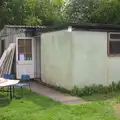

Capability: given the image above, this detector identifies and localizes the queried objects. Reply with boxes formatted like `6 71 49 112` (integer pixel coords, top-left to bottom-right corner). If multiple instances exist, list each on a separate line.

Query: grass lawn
0 89 120 120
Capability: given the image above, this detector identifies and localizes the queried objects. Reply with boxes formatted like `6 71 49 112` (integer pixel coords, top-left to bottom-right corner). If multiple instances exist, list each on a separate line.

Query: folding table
0 78 20 99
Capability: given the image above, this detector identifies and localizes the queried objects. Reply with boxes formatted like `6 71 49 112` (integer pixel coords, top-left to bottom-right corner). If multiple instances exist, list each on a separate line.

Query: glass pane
26 39 32 46
110 41 120 54
24 54 32 61
18 54 25 61
18 39 24 46
25 46 32 53
25 39 32 54
110 34 120 39
17 39 32 61
18 47 24 53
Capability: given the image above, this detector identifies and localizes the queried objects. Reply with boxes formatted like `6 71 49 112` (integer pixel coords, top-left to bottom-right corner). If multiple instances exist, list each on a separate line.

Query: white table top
0 78 20 87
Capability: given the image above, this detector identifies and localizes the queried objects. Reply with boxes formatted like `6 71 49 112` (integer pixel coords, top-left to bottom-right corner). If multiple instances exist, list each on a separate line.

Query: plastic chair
9 74 15 79
15 74 31 97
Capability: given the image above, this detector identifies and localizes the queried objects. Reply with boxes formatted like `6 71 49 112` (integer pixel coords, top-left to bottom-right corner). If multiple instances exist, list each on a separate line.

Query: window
18 39 32 61
108 33 120 56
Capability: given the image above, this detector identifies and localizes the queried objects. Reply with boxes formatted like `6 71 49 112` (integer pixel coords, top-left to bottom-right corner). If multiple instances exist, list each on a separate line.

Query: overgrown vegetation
54 81 120 98
71 82 120 97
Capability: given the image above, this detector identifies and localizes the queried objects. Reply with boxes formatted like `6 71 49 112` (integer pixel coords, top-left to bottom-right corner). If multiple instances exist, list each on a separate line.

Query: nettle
71 81 120 96
55 81 120 97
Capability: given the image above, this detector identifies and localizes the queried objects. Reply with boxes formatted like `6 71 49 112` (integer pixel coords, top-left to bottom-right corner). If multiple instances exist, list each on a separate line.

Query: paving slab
28 82 87 105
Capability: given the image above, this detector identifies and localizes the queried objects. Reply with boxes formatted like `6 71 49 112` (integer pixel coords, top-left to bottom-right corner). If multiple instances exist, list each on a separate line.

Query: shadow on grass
81 91 120 101
14 88 60 109
0 94 11 107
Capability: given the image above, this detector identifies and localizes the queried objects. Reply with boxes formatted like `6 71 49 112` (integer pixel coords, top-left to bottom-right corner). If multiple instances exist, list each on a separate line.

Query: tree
0 0 66 27
0 0 25 27
0 0 10 28
40 0 66 25
65 0 120 24
65 0 100 23
90 0 120 24
23 0 42 25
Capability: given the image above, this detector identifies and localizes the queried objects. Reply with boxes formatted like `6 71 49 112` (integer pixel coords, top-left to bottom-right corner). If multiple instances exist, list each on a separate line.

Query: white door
16 37 35 79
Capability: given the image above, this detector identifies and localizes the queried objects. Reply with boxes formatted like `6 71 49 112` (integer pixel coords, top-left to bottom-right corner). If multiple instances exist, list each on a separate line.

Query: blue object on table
3 74 15 79
3 74 11 79
15 74 31 97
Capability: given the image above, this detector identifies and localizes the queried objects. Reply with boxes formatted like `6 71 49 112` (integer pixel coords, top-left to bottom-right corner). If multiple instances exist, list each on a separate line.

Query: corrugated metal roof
4 25 46 28
0 25 47 37
3 23 120 33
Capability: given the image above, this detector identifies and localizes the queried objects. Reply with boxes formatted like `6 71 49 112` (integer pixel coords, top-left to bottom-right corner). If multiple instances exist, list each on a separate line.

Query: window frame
108 32 120 57
18 39 32 61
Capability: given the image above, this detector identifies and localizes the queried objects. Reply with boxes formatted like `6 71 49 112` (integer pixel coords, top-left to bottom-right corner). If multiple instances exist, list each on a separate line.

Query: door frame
16 37 35 78
1 39 5 57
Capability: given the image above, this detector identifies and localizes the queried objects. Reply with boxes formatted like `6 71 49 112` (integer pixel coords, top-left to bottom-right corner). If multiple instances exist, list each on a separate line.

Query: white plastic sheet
0 43 16 77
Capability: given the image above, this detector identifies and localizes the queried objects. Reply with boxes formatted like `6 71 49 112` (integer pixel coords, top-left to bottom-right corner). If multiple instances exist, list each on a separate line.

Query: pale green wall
72 31 120 88
41 30 120 90
41 30 73 89
108 57 120 84
72 31 107 88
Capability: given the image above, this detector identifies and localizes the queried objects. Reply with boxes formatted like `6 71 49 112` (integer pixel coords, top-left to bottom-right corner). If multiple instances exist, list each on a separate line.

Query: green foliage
0 0 66 28
1 0 120 28
90 0 120 24
54 81 120 97
55 86 70 94
71 81 120 97
23 16 42 26
65 0 120 24
65 0 100 23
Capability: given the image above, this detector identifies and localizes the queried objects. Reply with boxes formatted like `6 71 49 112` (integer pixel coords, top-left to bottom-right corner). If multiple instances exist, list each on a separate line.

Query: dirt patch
114 104 120 117
115 104 120 109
